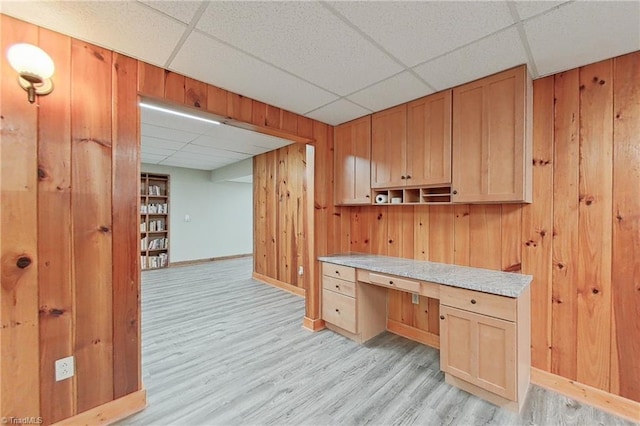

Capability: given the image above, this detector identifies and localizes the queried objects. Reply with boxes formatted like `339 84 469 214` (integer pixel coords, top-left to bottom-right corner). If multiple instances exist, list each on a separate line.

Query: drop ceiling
2 1 639 128
140 102 293 170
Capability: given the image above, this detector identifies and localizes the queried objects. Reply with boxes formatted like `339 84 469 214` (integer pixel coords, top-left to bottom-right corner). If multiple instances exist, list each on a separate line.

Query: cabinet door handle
335 271 340 275
440 315 445 320
335 309 340 313
452 190 458 195
406 175 411 179
365 194 370 198
400 176 406 180
335 285 340 289
389 280 394 285
470 299 477 304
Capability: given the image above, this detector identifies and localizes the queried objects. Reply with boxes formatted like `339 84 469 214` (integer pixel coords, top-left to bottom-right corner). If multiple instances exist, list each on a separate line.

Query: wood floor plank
118 258 636 426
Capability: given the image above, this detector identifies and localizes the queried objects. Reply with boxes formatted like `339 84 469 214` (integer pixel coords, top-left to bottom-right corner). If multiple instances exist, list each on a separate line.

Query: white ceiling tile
524 1 640 76
141 145 177 156
347 72 433 112
139 0 204 24
141 135 188 151
171 31 338 116
413 27 529 91
159 158 219 170
141 124 200 144
513 1 569 20
195 1 403 95
2 1 186 66
141 153 168 164
180 144 250 161
305 99 371 126
328 1 514 68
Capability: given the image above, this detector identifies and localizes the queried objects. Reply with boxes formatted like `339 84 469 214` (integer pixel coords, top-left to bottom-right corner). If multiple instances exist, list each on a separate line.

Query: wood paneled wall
1 14 330 424
321 53 640 403
254 144 307 289
1 15 140 423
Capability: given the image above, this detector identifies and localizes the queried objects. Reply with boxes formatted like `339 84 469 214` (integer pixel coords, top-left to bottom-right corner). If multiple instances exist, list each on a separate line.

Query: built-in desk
318 253 532 412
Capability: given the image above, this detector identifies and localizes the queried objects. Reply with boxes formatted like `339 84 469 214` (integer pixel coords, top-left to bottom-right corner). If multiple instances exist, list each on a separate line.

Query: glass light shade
7 43 55 81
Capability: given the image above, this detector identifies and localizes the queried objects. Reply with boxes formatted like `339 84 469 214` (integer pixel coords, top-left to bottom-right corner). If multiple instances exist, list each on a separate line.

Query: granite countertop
318 253 532 298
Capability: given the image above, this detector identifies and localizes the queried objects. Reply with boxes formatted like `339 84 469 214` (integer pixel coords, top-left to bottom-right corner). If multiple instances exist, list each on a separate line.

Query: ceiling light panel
524 1 640 76
347 71 433 112
170 31 338 116
328 1 514 68
2 1 186 67
194 1 403 96
413 27 528 91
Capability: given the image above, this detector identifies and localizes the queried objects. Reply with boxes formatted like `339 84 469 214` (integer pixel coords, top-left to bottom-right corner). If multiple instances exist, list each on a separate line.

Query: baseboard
303 316 326 331
531 368 640 423
52 388 146 426
387 319 440 349
170 253 253 267
252 272 305 297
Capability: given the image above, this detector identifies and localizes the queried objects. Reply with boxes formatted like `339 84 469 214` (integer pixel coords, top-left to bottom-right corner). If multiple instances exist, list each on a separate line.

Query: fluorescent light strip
139 102 221 125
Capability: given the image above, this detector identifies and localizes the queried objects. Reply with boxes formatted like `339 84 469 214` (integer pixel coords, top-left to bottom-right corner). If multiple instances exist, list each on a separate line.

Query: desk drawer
439 285 516 322
369 273 421 293
322 263 356 282
322 275 356 298
322 289 356 333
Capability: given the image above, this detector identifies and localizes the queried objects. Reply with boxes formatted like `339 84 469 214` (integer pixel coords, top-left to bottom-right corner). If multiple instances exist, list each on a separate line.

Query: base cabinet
439 286 530 411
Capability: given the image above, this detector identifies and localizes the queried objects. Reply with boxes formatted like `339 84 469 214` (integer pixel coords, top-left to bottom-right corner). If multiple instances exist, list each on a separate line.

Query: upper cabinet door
334 116 371 205
407 90 452 186
371 105 407 189
452 65 532 203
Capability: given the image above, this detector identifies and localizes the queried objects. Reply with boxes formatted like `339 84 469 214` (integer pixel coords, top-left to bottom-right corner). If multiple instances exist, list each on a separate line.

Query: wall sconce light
6 43 55 104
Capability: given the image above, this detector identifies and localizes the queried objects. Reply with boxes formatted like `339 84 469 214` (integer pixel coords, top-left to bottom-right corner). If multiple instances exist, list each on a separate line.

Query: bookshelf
140 173 170 270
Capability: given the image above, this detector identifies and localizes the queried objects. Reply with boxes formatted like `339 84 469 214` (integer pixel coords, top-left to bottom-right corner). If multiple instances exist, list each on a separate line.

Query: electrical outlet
55 356 74 382
298 266 304 276
412 293 419 305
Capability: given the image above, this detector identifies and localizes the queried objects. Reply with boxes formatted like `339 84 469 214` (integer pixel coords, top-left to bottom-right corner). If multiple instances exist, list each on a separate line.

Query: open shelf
372 185 452 205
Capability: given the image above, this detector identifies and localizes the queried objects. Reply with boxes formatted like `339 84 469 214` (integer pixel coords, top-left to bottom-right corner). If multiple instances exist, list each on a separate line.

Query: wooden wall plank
551 69 581 380
453 205 470 266
0 14 40 419
387 207 403 257
252 101 268 127
413 206 430 261
524 76 555 371
429 206 454 264
281 110 298 134
111 53 140 399
277 147 290 283
37 27 74 424
164 71 185 104
576 59 613 391
264 150 278 279
371 205 389 256
501 204 522 273
298 116 314 139
184 78 207 110
136 62 164 99
610 51 640 402
227 93 252 122
71 39 114 412
206 86 228 117
469 205 502 269
266 105 282 129
253 156 268 276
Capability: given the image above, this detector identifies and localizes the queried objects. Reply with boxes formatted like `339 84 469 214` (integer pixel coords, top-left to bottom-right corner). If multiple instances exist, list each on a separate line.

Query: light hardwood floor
119 257 636 426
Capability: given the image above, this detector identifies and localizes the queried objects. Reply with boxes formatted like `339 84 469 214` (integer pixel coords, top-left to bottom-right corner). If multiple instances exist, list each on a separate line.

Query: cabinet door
452 65 531 203
334 117 371 205
371 105 407 188
407 90 452 186
440 305 516 400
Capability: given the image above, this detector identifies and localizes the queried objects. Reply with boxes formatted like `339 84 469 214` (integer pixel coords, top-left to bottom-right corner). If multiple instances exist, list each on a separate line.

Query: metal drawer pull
440 315 445 320
335 285 340 289
389 280 394 285
470 299 477 304
335 270 340 274
335 309 340 313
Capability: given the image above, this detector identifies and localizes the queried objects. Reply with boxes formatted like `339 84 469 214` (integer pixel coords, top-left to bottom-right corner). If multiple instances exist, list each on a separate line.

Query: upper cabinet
407 90 452 186
371 105 407 188
452 65 532 203
334 116 372 205
371 90 452 190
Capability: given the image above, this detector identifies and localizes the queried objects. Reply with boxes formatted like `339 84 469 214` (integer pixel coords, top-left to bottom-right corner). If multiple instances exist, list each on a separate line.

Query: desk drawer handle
335 270 340 275
335 285 340 289
389 280 394 285
440 315 445 320
335 309 340 313
470 299 477 304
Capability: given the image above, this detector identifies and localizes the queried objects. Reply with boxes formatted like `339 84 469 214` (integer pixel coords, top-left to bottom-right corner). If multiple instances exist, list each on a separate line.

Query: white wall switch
55 356 74 381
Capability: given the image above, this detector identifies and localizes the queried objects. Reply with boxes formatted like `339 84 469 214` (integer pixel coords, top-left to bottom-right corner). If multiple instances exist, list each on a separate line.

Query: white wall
142 163 253 263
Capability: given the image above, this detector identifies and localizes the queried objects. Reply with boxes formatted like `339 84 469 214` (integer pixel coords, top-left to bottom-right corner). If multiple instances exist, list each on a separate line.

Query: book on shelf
147 237 168 250
141 255 147 270
141 236 148 251
140 222 147 232
148 185 162 196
